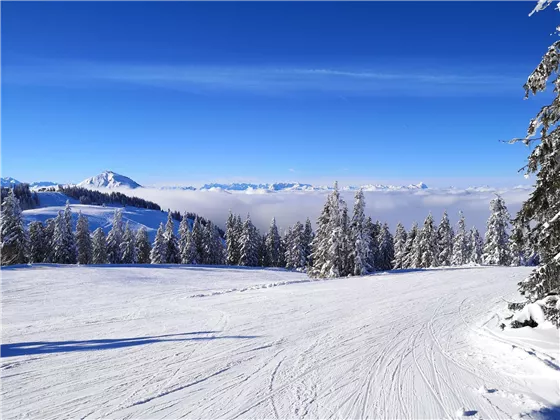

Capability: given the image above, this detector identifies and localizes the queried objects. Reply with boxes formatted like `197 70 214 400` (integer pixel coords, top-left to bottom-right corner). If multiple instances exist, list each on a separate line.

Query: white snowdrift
2 265 558 419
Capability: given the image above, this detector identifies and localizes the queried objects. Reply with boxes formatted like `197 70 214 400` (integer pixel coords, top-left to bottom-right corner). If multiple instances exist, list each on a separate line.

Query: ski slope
2 265 558 419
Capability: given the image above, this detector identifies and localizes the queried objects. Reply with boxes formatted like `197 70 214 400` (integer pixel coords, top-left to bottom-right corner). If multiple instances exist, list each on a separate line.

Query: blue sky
2 2 556 187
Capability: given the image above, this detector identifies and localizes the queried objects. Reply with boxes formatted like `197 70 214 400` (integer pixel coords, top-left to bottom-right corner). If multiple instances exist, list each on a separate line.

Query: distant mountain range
2 170 531 194
1 177 59 190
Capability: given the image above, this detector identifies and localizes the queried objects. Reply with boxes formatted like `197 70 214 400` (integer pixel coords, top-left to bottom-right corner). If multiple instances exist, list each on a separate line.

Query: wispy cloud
4 59 523 97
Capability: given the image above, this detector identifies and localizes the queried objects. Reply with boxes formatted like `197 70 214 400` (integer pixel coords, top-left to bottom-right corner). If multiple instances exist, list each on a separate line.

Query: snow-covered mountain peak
78 170 142 189
1 177 21 188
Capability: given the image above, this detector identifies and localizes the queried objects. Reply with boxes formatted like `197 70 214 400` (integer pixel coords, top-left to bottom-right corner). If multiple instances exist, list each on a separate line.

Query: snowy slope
23 192 174 241
78 170 141 189
2 265 558 419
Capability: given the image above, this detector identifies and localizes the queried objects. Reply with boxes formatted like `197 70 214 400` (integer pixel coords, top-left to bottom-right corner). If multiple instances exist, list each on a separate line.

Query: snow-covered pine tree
265 217 282 267
349 189 371 275
52 202 77 264
106 209 124 264
377 222 395 271
120 222 137 264
150 223 166 264
370 220 382 270
239 214 259 267
178 213 190 263
310 192 332 277
392 222 407 269
191 217 205 264
43 218 56 263
469 227 483 264
258 233 268 267
340 202 352 276
28 221 45 263
75 212 93 265
363 217 377 271
310 183 350 277
303 217 314 267
164 211 180 264
402 222 419 269
226 211 241 265
92 227 108 264
136 226 151 264
504 1 560 325
451 212 469 266
204 221 224 265
410 223 424 269
0 190 28 265
482 195 511 266
285 221 306 270
436 211 454 266
418 214 438 268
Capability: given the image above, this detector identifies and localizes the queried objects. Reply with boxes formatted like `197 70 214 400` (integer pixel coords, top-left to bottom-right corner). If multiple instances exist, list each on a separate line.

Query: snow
77 170 142 189
23 200 173 242
1 177 21 187
2 265 558 419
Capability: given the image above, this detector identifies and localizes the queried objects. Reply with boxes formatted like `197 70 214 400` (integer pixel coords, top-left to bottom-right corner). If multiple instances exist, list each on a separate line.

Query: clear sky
1 1 556 187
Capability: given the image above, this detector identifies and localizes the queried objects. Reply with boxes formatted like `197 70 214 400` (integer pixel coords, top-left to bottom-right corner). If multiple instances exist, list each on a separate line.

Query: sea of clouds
111 186 531 234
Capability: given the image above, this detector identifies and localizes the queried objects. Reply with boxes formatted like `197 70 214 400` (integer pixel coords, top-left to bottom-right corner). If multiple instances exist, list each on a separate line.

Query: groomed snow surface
2 265 559 419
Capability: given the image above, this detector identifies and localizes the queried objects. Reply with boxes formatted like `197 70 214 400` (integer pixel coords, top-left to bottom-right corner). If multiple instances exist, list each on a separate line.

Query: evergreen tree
43 218 56 263
75 212 92 265
377 222 395 270
92 227 108 264
164 211 180 264
106 209 124 264
28 221 45 263
225 211 241 265
506 1 560 325
418 213 438 268
348 190 371 275
239 214 259 266
509 220 536 267
370 220 382 270
136 226 151 264
150 223 166 264
191 217 205 264
364 217 377 271
392 222 407 269
204 220 224 265
265 217 282 267
436 211 454 266
258 233 268 267
0 190 28 265
483 195 511 266
120 222 137 264
285 221 306 270
402 222 419 269
452 212 469 266
409 223 424 269
311 182 347 278
303 217 314 267
469 227 483 264
52 202 76 264
178 213 191 264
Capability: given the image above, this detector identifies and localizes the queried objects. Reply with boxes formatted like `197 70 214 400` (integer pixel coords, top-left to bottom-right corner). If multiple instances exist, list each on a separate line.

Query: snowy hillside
23 192 173 241
78 170 142 189
2 265 558 419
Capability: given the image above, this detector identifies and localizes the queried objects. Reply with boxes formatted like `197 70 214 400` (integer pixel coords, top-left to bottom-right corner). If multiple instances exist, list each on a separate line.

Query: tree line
0 184 39 211
1 186 531 274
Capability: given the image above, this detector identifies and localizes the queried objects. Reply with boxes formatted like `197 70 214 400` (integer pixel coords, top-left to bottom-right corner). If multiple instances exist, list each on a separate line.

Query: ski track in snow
2 265 559 419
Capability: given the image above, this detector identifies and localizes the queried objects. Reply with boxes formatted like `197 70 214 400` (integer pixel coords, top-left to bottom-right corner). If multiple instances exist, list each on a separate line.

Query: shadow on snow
1 331 259 357
528 406 560 420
